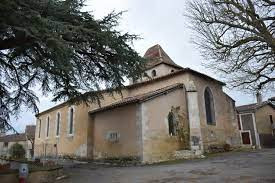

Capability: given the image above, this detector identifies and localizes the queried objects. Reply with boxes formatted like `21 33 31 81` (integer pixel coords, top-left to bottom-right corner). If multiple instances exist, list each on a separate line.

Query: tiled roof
36 68 225 117
0 133 26 142
144 44 183 69
236 101 275 113
127 68 225 89
89 83 184 114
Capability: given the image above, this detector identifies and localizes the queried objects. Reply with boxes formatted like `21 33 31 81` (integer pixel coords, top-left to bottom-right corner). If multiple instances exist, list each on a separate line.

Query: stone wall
92 104 140 159
34 90 127 158
255 105 275 147
34 68 241 160
189 74 241 150
140 88 189 163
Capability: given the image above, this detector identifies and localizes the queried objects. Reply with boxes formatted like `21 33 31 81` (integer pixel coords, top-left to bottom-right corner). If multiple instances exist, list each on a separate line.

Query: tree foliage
9 143 26 159
187 0 275 92
0 0 145 128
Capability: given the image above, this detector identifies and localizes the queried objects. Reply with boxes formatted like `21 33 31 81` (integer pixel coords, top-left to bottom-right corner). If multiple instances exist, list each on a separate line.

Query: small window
107 131 119 142
69 108 74 135
168 112 177 136
270 115 273 124
4 142 8 147
204 87 216 125
38 119 41 138
171 70 174 73
46 116 50 138
151 70 156 77
56 112 61 136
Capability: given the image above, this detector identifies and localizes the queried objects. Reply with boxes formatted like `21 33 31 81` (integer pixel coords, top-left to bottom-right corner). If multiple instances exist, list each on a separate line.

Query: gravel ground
57 148 275 183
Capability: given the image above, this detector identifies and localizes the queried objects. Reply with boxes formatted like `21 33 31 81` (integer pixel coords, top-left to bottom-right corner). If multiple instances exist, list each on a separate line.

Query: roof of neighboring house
236 101 275 113
25 125 36 139
89 83 184 114
144 44 183 70
269 97 275 101
0 133 26 142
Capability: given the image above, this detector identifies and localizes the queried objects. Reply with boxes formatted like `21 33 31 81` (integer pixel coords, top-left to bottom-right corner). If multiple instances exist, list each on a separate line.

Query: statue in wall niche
168 106 190 149
209 130 217 141
191 136 200 146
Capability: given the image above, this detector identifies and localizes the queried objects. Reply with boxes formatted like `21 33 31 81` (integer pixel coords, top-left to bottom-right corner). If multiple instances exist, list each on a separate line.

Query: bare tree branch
187 0 275 92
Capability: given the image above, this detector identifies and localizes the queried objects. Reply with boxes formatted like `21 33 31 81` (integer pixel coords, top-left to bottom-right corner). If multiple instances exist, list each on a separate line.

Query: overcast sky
10 0 273 132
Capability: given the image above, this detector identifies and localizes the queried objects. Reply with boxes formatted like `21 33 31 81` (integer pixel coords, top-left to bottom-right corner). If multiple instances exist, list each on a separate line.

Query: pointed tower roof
143 44 183 69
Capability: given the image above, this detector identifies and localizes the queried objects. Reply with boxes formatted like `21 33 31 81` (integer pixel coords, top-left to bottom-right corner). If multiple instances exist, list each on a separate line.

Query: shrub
9 143 26 159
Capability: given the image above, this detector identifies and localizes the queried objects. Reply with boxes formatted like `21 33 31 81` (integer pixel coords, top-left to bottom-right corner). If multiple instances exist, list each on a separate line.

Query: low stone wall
174 150 205 160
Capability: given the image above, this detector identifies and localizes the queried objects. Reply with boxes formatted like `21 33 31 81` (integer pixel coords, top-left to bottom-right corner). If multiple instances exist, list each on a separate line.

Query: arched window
68 108 74 135
204 87 216 125
46 116 50 137
56 112 60 136
168 112 177 136
151 70 156 77
38 119 41 138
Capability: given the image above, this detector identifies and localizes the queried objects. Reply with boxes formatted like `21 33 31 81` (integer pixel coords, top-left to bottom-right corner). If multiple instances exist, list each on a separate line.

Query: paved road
58 149 275 183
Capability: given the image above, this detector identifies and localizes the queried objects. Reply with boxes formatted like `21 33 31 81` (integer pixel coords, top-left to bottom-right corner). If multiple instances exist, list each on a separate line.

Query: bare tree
186 0 275 92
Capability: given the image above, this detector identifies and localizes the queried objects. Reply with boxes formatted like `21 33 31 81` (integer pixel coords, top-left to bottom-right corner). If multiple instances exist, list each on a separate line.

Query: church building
34 45 241 163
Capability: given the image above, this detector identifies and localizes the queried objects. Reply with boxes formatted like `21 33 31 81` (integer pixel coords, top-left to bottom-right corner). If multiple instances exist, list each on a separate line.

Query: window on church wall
46 116 50 138
151 70 156 77
270 115 275 136
38 119 41 138
68 108 74 135
204 87 216 125
56 112 60 136
168 112 177 136
270 115 273 125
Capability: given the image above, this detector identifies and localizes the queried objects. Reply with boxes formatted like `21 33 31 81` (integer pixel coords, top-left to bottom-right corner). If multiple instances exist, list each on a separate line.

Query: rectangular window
270 115 273 124
46 117 50 137
4 142 8 147
56 113 60 136
107 131 119 142
38 119 41 138
69 108 74 135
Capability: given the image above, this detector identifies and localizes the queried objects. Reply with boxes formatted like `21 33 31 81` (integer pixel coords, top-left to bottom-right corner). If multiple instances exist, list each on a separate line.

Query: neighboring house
0 125 36 159
237 96 275 148
34 44 241 163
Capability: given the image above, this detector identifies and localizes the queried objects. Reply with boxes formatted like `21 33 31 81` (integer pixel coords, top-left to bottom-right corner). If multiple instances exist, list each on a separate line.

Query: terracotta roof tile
236 101 275 113
0 133 26 142
89 83 184 114
144 44 183 69
36 68 225 117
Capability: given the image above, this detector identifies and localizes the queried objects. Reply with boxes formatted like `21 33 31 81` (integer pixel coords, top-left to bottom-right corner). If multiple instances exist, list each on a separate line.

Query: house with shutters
34 44 241 163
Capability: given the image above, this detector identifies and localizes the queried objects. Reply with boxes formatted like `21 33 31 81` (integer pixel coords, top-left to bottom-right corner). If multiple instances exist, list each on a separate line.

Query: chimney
256 92 262 104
